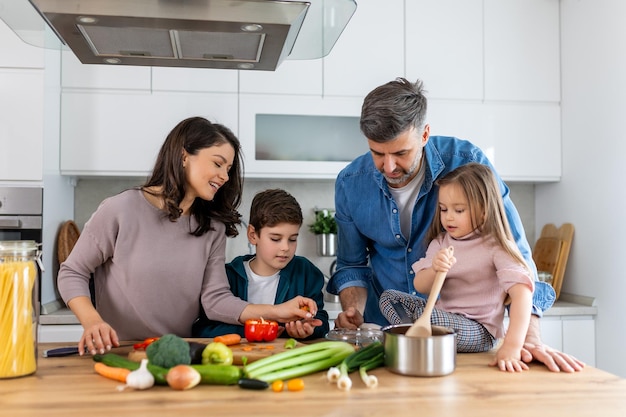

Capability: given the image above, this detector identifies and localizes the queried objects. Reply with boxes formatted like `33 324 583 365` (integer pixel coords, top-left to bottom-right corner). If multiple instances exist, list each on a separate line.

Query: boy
193 189 329 340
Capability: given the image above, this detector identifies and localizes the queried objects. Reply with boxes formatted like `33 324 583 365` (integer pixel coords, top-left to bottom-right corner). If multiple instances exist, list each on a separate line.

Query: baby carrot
94 362 131 383
213 333 242 346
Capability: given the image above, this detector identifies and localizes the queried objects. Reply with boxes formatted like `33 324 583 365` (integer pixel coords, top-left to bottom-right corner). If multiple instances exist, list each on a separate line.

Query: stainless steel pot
382 323 456 377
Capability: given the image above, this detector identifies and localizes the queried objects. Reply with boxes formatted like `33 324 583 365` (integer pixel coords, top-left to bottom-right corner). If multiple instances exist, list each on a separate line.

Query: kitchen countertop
40 292 597 326
1 341 624 417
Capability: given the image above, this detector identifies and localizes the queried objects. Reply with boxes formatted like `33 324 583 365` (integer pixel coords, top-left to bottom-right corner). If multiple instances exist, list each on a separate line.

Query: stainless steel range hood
0 0 356 71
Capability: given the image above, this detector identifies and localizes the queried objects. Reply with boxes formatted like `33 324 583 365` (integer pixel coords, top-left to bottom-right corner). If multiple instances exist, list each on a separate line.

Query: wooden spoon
405 246 454 338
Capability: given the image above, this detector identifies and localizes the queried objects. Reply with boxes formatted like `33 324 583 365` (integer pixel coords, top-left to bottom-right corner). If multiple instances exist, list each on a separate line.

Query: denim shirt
327 135 555 325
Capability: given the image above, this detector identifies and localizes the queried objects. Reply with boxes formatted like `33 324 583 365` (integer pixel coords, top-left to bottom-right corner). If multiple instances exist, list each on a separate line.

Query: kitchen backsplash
73 178 535 277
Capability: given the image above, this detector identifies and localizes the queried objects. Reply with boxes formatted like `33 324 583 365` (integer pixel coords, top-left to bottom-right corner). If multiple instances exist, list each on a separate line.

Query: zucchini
93 353 168 385
190 364 242 385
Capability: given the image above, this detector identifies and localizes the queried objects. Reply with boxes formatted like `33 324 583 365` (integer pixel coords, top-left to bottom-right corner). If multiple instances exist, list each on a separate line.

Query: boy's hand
284 318 323 339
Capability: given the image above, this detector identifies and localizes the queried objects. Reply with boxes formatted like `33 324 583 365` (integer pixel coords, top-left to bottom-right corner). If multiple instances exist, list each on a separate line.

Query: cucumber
93 353 169 385
190 364 242 385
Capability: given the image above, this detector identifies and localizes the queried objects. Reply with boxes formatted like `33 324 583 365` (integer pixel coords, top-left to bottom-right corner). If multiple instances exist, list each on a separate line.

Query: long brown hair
426 163 529 272
142 117 243 237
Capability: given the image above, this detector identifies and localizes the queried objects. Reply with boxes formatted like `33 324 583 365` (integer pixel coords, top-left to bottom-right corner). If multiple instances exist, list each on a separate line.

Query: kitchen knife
43 344 133 357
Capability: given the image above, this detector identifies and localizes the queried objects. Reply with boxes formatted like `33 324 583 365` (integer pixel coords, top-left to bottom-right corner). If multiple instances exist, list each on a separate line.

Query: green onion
243 341 355 383
331 342 385 390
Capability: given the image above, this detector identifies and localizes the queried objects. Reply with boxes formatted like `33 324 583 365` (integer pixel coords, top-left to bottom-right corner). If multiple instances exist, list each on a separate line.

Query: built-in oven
0 187 43 304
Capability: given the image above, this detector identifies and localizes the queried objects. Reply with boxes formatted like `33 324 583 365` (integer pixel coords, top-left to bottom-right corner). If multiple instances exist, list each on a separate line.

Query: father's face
368 125 430 188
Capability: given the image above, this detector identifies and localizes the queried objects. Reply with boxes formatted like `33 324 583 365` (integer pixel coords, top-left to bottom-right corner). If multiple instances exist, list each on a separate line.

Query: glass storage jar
0 240 41 378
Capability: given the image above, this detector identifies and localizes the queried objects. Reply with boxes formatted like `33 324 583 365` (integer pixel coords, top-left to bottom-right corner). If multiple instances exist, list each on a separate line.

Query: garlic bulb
123 359 155 390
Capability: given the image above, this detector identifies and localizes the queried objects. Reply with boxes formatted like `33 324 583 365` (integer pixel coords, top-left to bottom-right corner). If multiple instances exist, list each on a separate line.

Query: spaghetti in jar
0 240 40 378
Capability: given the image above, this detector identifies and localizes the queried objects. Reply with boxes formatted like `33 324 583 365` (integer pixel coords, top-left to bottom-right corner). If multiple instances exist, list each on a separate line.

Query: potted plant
309 209 337 256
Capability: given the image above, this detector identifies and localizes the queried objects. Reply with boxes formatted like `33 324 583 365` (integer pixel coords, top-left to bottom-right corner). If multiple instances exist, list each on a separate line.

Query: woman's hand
79 320 120 356
68 295 120 355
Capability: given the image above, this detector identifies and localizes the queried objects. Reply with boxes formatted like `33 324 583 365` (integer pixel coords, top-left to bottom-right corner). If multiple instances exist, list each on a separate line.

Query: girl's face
438 182 480 238
247 223 300 276
183 142 234 203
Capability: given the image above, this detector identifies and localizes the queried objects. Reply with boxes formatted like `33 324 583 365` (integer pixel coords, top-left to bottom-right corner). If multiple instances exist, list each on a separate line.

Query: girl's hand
284 318 323 339
491 345 530 372
432 246 456 273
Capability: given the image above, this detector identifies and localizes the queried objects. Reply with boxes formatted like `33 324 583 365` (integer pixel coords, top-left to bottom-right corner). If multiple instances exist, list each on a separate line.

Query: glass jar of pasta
0 240 41 378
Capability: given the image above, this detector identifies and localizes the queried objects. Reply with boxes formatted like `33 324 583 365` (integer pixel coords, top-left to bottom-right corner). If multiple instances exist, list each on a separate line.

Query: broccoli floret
145 334 191 368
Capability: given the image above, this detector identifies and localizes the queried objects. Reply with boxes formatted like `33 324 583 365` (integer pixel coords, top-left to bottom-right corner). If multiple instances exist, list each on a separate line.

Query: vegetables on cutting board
244 318 279 342
213 334 242 346
91 338 369 391
202 342 234 365
243 341 355 383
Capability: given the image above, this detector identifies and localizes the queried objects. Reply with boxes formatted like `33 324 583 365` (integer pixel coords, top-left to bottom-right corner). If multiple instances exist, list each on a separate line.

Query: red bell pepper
133 337 159 350
244 318 279 342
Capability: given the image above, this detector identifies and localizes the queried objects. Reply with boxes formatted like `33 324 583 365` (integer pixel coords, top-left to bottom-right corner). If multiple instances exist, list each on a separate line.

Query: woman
58 117 316 355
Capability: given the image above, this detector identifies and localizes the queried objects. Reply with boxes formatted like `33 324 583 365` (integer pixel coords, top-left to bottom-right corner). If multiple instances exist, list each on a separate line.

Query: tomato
271 380 284 392
287 378 305 392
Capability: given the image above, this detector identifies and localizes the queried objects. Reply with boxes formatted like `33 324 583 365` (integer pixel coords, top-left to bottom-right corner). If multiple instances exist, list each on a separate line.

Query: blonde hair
426 163 530 273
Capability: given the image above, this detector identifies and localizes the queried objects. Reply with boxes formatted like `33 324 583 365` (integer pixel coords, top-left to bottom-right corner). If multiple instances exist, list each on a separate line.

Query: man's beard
383 154 422 186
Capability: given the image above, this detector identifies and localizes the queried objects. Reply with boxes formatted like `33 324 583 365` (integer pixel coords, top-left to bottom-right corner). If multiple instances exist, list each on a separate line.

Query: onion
166 365 201 390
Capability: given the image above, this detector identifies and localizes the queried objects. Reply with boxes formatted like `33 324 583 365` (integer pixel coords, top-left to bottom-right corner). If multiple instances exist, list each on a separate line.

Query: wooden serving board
127 338 302 365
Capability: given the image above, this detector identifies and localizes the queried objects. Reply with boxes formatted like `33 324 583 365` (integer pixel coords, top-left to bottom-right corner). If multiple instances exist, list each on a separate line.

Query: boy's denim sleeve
531 280 556 317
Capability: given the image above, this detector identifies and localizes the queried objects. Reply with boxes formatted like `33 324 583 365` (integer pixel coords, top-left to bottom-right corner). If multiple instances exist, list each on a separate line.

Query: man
327 77 583 372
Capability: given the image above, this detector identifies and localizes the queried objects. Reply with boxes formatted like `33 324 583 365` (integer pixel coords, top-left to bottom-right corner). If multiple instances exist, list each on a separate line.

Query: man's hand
523 315 585 372
333 307 364 329
334 287 367 329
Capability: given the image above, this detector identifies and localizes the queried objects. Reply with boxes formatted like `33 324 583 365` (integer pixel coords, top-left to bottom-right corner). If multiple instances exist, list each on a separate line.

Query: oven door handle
0 219 21 228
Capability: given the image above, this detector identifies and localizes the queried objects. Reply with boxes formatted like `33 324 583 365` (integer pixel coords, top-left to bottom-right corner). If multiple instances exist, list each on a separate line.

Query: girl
379 163 534 372
58 117 316 355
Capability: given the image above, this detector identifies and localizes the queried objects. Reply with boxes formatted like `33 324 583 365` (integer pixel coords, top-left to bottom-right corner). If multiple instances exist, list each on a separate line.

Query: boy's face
247 222 300 276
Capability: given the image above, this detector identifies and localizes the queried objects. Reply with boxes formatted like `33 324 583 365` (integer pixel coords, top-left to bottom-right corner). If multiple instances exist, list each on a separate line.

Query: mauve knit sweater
58 189 248 340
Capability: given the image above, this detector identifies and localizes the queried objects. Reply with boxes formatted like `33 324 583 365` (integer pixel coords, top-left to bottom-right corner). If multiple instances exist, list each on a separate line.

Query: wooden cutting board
128 338 302 365
229 339 303 365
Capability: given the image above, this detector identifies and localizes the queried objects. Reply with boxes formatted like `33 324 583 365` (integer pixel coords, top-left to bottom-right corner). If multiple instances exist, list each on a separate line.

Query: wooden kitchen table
1 342 625 417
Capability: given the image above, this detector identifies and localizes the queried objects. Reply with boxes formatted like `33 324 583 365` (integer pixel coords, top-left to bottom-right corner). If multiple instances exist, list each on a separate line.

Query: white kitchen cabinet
60 91 238 176
323 0 404 98
0 19 44 69
484 0 560 102
427 100 561 181
239 59 323 96
238 94 367 178
152 67 238 93
0 69 44 181
562 317 596 367
61 50 151 91
406 0 483 100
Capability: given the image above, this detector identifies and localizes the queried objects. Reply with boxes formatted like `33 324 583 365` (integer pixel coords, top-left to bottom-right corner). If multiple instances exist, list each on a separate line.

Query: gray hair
360 78 428 143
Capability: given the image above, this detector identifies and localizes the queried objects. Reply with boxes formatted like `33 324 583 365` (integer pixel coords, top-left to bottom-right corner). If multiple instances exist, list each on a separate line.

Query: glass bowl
325 327 383 347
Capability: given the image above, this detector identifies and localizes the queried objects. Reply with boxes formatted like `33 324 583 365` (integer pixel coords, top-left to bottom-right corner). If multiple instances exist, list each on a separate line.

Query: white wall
536 0 626 377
